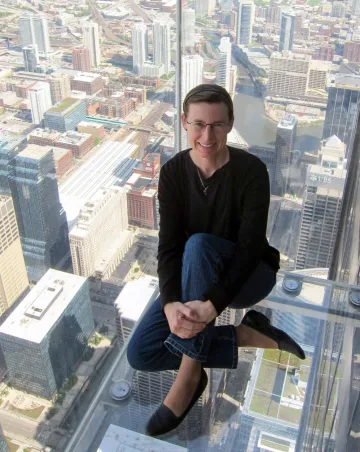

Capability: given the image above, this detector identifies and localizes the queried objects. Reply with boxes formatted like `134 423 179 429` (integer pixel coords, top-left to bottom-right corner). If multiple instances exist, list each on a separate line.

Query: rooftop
57 131 92 145
278 114 297 129
17 144 51 160
73 73 102 83
0 269 87 343
47 98 81 115
332 73 360 89
114 276 159 322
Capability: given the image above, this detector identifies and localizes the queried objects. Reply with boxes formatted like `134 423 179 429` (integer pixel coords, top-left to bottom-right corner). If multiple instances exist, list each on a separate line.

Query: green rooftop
47 98 79 114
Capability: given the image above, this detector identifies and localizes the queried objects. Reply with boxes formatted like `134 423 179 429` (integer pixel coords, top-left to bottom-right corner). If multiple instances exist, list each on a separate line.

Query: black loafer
242 310 306 360
145 368 208 437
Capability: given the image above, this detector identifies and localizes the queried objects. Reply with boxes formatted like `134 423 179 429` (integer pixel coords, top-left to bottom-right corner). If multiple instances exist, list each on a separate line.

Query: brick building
77 121 105 140
28 129 62 146
72 47 91 72
52 147 73 178
55 131 94 158
98 98 137 119
126 174 158 229
15 81 37 98
344 41 360 63
71 73 103 95
134 153 160 178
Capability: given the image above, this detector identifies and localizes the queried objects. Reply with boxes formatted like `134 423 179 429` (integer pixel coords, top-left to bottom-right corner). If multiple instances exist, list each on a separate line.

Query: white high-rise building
19 14 50 54
23 44 39 72
83 22 101 68
70 187 133 279
48 73 71 104
181 55 204 149
182 9 195 47
132 23 148 74
29 81 52 125
229 64 238 96
236 0 255 45
217 37 232 91
153 20 171 74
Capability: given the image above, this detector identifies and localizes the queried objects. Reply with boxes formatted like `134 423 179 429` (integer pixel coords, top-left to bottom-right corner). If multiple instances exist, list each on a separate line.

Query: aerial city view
0 0 358 450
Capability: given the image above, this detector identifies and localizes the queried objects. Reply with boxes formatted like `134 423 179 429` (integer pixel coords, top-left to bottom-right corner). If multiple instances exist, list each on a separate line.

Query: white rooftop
0 269 87 343
114 276 159 323
97 424 187 452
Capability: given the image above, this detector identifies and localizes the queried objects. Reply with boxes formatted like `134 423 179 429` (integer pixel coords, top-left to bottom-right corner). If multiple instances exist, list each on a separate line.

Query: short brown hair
183 84 234 121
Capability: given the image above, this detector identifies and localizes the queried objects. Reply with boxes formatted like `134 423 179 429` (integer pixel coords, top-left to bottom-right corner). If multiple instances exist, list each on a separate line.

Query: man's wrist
204 300 218 322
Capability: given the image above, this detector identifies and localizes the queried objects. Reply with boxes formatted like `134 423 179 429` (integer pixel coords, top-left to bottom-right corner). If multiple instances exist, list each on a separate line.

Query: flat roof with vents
0 269 87 343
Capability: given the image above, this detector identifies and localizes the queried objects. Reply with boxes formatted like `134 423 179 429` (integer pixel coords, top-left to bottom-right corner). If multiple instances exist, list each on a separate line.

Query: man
127 84 305 436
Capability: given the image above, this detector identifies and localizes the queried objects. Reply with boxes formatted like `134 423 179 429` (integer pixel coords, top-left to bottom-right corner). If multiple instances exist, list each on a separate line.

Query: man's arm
204 158 270 315
157 162 187 308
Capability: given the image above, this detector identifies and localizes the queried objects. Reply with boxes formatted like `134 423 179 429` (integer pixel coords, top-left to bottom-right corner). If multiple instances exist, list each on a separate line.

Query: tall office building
19 14 50 54
0 427 8 452
332 1 347 17
48 73 71 105
323 74 360 155
274 114 297 196
132 23 148 74
352 0 360 16
29 81 52 125
153 20 171 74
217 37 232 92
23 44 39 72
195 0 212 16
0 135 27 196
44 98 87 132
182 9 195 47
72 47 91 72
267 51 310 97
236 0 255 45
9 146 70 283
0 196 29 316
229 64 238 96
221 0 233 12
70 187 132 279
0 269 94 398
180 55 204 149
295 136 346 270
279 12 295 52
83 22 101 68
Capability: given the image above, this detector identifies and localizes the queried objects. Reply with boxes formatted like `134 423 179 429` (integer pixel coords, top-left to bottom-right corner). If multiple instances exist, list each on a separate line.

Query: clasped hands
164 300 218 339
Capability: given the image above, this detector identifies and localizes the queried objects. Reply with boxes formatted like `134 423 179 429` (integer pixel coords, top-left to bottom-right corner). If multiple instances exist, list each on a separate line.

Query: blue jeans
127 233 276 371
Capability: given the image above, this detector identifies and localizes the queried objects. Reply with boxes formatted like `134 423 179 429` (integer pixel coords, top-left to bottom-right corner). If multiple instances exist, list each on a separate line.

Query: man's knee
184 233 212 258
127 335 147 371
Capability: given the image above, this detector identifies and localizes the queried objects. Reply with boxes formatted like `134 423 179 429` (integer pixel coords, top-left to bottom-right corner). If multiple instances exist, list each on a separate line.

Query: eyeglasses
185 119 231 133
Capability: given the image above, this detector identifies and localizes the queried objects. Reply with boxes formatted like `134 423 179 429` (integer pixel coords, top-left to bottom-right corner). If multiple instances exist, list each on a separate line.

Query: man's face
181 102 233 159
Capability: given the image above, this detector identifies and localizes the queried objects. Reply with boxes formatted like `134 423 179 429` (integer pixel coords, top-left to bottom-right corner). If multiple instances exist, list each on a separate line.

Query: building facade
72 47 91 72
70 73 103 95
0 135 28 196
274 114 298 196
279 12 295 52
29 81 52 125
9 146 70 283
132 23 148 74
0 196 28 316
55 131 94 158
322 74 360 155
343 41 360 63
0 270 94 398
83 22 101 68
19 14 50 54
48 73 71 105
23 44 39 72
44 98 87 132
217 37 232 92
70 187 130 279
236 0 255 46
182 9 195 47
153 20 171 74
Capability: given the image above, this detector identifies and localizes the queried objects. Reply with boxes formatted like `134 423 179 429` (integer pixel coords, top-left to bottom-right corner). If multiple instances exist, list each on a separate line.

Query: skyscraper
29 81 52 125
295 136 346 270
279 12 295 52
0 196 29 316
352 0 360 16
274 114 297 196
72 47 91 72
323 74 360 155
48 73 71 104
195 0 212 17
70 187 132 279
217 37 232 91
19 14 50 54
132 23 148 74
153 20 171 74
236 0 255 46
229 64 238 96
0 269 94 398
220 0 233 12
44 98 87 132
23 44 39 72
0 135 27 196
180 55 204 149
83 22 101 68
182 9 195 47
9 146 70 283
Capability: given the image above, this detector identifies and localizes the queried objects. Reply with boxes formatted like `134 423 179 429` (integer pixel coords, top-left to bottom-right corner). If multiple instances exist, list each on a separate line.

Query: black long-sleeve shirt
157 146 280 315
